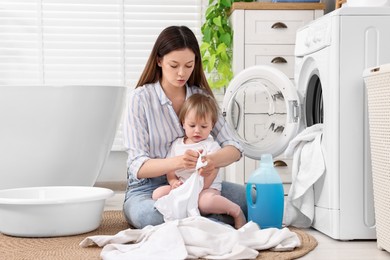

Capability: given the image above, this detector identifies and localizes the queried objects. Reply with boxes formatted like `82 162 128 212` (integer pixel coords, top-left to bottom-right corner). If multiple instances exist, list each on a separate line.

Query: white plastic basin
0 186 114 237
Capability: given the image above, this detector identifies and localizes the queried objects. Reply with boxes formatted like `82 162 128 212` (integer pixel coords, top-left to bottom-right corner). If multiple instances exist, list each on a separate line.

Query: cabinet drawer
245 10 314 44
245 44 295 78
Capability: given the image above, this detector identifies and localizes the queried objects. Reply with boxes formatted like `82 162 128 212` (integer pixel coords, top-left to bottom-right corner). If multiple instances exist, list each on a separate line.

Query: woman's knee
123 195 164 228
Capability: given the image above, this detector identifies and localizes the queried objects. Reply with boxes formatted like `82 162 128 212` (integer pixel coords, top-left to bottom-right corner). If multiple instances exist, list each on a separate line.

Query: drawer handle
271 57 287 64
271 22 288 29
274 160 288 167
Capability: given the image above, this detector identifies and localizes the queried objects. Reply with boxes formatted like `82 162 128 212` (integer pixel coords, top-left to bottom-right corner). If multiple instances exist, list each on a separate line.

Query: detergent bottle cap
260 154 274 167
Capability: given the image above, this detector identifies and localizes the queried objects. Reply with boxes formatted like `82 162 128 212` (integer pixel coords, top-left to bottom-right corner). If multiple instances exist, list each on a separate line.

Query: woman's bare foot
234 210 247 229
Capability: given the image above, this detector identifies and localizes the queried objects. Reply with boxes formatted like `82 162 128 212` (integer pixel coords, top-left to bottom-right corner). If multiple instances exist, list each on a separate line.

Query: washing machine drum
222 65 301 160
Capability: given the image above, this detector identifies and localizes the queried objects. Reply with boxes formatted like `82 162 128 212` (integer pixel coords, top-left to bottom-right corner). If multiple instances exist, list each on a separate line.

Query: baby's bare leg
198 188 246 229
152 185 172 200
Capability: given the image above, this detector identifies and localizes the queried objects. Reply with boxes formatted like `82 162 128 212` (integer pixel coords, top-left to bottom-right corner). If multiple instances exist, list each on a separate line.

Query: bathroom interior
1 0 390 259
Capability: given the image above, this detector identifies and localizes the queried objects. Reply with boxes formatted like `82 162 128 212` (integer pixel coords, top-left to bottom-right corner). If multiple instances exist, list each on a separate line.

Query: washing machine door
222 65 301 160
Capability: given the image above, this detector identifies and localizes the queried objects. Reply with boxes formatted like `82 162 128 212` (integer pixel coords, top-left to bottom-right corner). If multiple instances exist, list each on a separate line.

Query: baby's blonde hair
179 93 219 126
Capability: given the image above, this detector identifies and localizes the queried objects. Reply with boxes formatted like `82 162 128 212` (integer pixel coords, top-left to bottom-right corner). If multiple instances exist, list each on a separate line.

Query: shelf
231 2 325 11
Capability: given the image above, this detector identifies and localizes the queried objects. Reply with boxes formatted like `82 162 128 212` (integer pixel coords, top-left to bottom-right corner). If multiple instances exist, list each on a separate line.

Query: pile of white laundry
80 216 301 260
283 124 325 228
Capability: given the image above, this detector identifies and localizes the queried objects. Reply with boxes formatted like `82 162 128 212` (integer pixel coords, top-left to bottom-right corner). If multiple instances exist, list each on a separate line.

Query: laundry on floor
80 216 301 260
283 123 325 228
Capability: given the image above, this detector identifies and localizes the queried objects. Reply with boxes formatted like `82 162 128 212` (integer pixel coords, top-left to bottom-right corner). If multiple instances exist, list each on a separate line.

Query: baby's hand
170 180 183 189
197 155 216 177
182 150 199 170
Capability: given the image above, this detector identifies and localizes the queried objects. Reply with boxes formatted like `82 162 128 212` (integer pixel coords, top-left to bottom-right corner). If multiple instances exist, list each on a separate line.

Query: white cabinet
225 3 324 194
230 4 324 78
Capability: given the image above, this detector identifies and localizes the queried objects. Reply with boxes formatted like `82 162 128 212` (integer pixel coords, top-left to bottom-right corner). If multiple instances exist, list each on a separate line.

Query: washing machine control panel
295 19 331 57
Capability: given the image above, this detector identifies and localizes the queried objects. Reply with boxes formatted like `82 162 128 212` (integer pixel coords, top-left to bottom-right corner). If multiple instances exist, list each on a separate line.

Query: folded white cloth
154 152 208 222
283 123 325 228
80 216 301 260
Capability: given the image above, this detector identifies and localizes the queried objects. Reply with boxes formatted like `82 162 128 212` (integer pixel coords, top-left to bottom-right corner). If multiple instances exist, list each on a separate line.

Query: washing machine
222 7 390 240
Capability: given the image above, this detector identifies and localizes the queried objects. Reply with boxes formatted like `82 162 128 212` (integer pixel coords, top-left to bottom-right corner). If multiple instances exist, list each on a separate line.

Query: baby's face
182 109 213 144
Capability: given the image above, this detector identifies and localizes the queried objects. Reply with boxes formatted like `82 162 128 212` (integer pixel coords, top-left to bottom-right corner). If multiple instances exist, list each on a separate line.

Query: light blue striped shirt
123 82 242 179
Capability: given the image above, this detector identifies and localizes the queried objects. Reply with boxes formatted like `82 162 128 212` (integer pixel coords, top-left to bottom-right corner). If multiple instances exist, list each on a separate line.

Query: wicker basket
363 64 390 253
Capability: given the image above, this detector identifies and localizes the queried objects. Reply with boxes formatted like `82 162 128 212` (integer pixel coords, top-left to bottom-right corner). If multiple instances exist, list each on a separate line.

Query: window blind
0 0 205 151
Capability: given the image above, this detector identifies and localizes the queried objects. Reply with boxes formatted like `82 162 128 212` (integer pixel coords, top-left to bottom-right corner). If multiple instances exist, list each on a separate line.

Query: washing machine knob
313 34 322 44
305 36 312 47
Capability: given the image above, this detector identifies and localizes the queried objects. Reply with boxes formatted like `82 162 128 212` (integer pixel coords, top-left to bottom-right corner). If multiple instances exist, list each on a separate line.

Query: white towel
80 216 301 260
283 123 325 228
154 152 208 222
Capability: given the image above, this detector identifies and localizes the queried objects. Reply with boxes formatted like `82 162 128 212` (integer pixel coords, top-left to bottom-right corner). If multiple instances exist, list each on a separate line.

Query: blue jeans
123 174 247 229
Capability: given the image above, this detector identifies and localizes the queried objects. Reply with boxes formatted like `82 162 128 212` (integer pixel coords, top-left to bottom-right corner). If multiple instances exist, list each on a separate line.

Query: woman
123 25 246 229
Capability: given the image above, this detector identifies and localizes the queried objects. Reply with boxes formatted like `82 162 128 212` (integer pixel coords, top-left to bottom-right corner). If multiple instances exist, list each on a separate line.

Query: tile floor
104 192 390 260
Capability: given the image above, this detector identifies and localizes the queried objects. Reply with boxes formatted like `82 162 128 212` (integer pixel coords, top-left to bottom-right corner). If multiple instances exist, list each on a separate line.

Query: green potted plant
201 0 253 89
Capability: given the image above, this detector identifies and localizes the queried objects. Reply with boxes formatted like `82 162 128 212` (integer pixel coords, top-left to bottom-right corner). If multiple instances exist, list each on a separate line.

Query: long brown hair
136 26 214 98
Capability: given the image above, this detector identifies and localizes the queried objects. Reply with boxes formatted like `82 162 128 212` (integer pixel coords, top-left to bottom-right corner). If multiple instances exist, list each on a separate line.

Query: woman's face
158 48 195 90
182 109 213 144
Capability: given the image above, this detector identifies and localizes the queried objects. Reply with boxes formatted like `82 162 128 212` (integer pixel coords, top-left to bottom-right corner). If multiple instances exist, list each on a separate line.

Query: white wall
97 151 128 183
96 0 337 185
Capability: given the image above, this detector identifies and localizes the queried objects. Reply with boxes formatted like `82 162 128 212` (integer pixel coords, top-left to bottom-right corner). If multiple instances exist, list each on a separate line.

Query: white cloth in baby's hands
195 150 208 170
154 151 207 222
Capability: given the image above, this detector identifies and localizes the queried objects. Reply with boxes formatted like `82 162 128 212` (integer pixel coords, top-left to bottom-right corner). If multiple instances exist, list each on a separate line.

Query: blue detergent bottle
246 154 284 229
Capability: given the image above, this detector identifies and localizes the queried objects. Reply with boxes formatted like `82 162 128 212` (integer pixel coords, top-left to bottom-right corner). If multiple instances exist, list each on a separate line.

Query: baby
152 93 246 229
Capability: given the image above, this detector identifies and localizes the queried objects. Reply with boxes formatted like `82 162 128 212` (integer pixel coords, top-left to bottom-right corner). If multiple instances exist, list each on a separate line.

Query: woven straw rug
1 211 317 260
